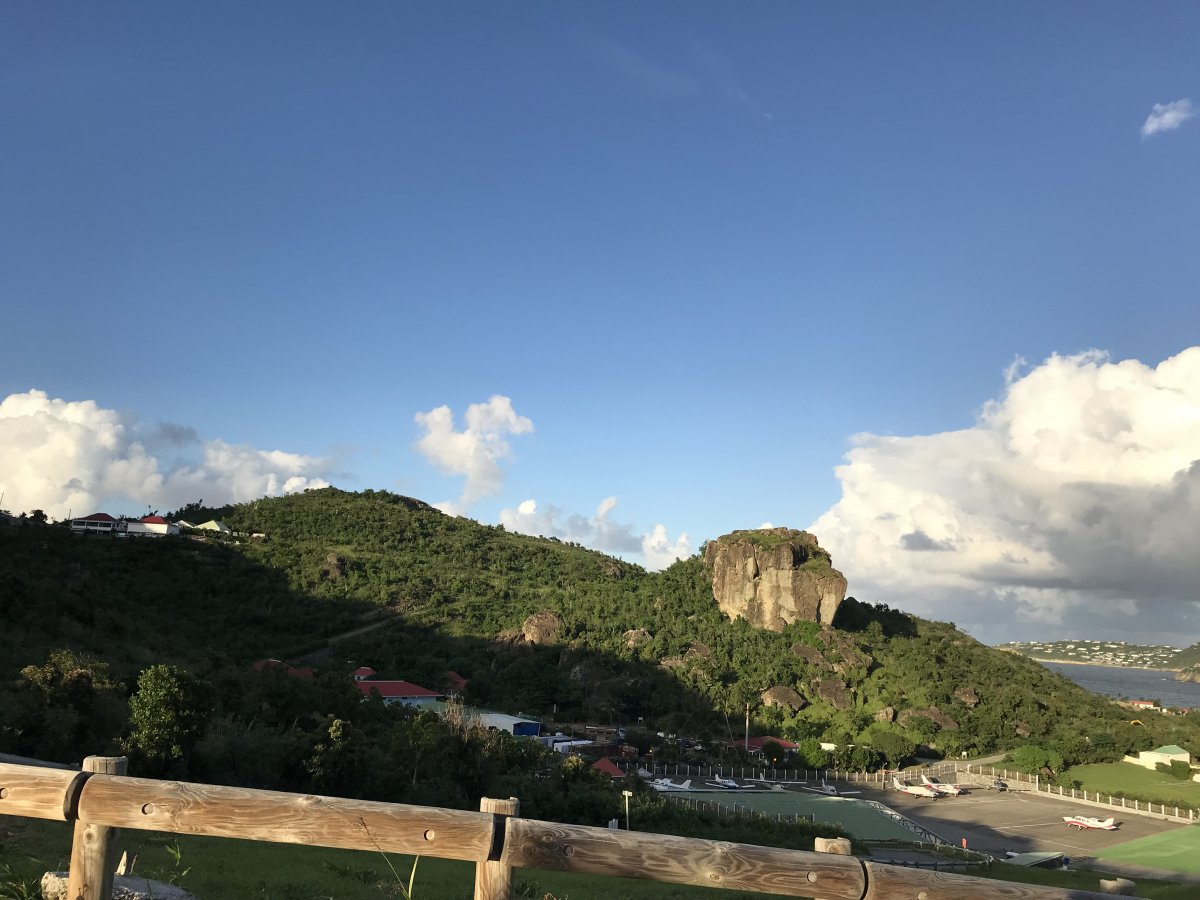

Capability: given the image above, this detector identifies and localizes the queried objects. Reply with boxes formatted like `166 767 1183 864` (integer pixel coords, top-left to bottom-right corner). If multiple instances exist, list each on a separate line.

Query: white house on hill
126 515 181 537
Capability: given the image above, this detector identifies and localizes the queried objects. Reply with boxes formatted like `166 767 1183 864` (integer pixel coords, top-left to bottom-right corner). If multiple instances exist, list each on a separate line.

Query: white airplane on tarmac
919 774 969 796
1063 815 1118 830
802 780 862 797
892 777 939 799
647 778 695 793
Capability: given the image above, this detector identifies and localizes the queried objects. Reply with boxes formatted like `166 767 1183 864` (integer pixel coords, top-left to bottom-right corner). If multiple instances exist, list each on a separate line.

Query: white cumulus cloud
0 390 332 519
414 395 532 511
812 348 1200 644
499 495 692 570
1141 99 1195 138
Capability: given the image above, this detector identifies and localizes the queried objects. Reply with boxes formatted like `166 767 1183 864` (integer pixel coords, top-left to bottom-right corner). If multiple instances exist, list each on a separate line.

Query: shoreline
1031 658 1179 672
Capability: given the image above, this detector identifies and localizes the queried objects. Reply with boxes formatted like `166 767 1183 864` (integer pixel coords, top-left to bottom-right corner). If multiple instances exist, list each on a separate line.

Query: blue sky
3 3 1199 644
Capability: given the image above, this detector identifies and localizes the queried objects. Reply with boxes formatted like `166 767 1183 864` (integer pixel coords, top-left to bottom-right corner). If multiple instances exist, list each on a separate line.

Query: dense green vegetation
3 487 1199 846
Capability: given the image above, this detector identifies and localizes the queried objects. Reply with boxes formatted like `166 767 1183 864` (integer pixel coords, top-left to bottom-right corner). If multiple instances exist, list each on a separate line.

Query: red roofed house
70 512 120 535
252 659 314 679
732 736 800 756
353 667 377 681
126 515 181 538
591 758 626 779
356 679 444 708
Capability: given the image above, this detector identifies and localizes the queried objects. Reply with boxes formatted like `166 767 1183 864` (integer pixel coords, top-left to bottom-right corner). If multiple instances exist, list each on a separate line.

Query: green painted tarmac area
689 790 917 842
1095 825 1200 877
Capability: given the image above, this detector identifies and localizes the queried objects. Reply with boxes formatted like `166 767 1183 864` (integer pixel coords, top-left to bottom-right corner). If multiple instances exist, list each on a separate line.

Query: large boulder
705 529 847 631
761 685 807 711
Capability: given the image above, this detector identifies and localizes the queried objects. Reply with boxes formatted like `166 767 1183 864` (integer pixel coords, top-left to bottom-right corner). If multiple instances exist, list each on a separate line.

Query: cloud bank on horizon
414 395 693 569
812 347 1200 645
0 390 331 518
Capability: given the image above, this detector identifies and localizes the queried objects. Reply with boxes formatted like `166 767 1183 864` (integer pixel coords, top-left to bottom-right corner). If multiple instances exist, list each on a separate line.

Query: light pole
622 790 633 831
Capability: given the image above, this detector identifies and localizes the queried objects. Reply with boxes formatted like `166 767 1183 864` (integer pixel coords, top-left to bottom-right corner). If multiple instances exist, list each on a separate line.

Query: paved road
854 782 1188 861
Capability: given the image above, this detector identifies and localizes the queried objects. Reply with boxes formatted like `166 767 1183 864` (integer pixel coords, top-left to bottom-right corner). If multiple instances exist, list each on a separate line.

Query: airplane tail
680 780 692 789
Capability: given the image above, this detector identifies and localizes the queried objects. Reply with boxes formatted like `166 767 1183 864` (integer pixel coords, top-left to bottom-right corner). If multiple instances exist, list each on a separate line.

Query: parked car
989 779 1009 791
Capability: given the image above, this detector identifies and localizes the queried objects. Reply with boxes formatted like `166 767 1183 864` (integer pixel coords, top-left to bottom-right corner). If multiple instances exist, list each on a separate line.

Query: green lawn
1096 827 1200 878
1063 763 1200 809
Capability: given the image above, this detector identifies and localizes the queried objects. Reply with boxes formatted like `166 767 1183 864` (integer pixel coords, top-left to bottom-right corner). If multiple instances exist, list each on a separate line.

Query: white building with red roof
70 513 121 534
355 678 444 708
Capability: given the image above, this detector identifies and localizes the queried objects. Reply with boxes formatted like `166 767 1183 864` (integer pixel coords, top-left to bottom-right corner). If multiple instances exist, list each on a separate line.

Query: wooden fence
0 758 1138 900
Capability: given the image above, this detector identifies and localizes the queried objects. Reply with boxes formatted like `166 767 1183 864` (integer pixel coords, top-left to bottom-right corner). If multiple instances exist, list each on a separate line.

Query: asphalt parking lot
853 782 1188 860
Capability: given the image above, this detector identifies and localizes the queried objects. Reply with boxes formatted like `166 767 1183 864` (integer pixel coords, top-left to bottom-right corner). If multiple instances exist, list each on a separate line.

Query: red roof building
71 512 120 534
733 736 799 754
446 670 468 692
591 758 625 779
251 659 314 679
355 679 443 707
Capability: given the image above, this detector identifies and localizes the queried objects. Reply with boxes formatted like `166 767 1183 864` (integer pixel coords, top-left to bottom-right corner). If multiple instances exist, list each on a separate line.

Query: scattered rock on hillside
704 528 848 631
791 644 830 669
761 685 807 711
899 707 959 731
954 686 980 707
321 552 344 581
624 628 652 648
522 610 563 645
816 679 853 709
1014 721 1031 738
874 706 895 723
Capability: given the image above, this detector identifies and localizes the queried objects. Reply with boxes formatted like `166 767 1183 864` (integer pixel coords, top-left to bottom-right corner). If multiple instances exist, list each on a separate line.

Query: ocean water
1042 662 1200 709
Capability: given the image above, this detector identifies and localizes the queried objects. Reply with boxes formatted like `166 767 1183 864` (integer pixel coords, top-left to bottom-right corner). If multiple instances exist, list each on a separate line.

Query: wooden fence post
474 797 519 900
67 756 128 900
814 837 853 900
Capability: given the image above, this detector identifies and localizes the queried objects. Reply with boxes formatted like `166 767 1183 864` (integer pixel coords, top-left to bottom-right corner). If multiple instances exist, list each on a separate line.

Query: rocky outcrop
1175 666 1200 684
874 706 895 723
624 628 652 648
660 641 711 671
791 644 829 668
521 610 563 645
761 685 807 711
816 679 853 709
954 686 980 707
899 707 959 730
705 528 847 631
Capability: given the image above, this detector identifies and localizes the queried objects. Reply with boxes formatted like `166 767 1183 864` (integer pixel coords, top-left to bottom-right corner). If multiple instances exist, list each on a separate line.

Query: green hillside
3 487 1198 807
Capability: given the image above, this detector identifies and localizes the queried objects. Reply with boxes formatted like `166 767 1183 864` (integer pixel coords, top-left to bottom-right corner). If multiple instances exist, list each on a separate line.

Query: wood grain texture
75 773 495 861
0 762 78 822
503 818 866 899
68 756 128 900
474 797 519 900
863 860 1144 900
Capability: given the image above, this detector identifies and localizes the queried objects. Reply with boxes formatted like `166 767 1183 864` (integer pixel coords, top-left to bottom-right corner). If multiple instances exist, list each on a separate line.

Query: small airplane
704 776 741 789
1063 816 1118 830
919 774 969 796
647 778 694 792
802 780 862 797
891 777 939 799
636 767 654 779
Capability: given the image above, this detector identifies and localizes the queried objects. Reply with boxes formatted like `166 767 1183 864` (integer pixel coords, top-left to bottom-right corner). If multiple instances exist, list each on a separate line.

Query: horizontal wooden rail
0 762 1141 899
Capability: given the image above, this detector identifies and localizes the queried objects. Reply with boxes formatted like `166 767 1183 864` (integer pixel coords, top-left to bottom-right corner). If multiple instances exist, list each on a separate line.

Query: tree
124 665 212 773
1009 744 1064 777
760 739 787 767
869 731 916 769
